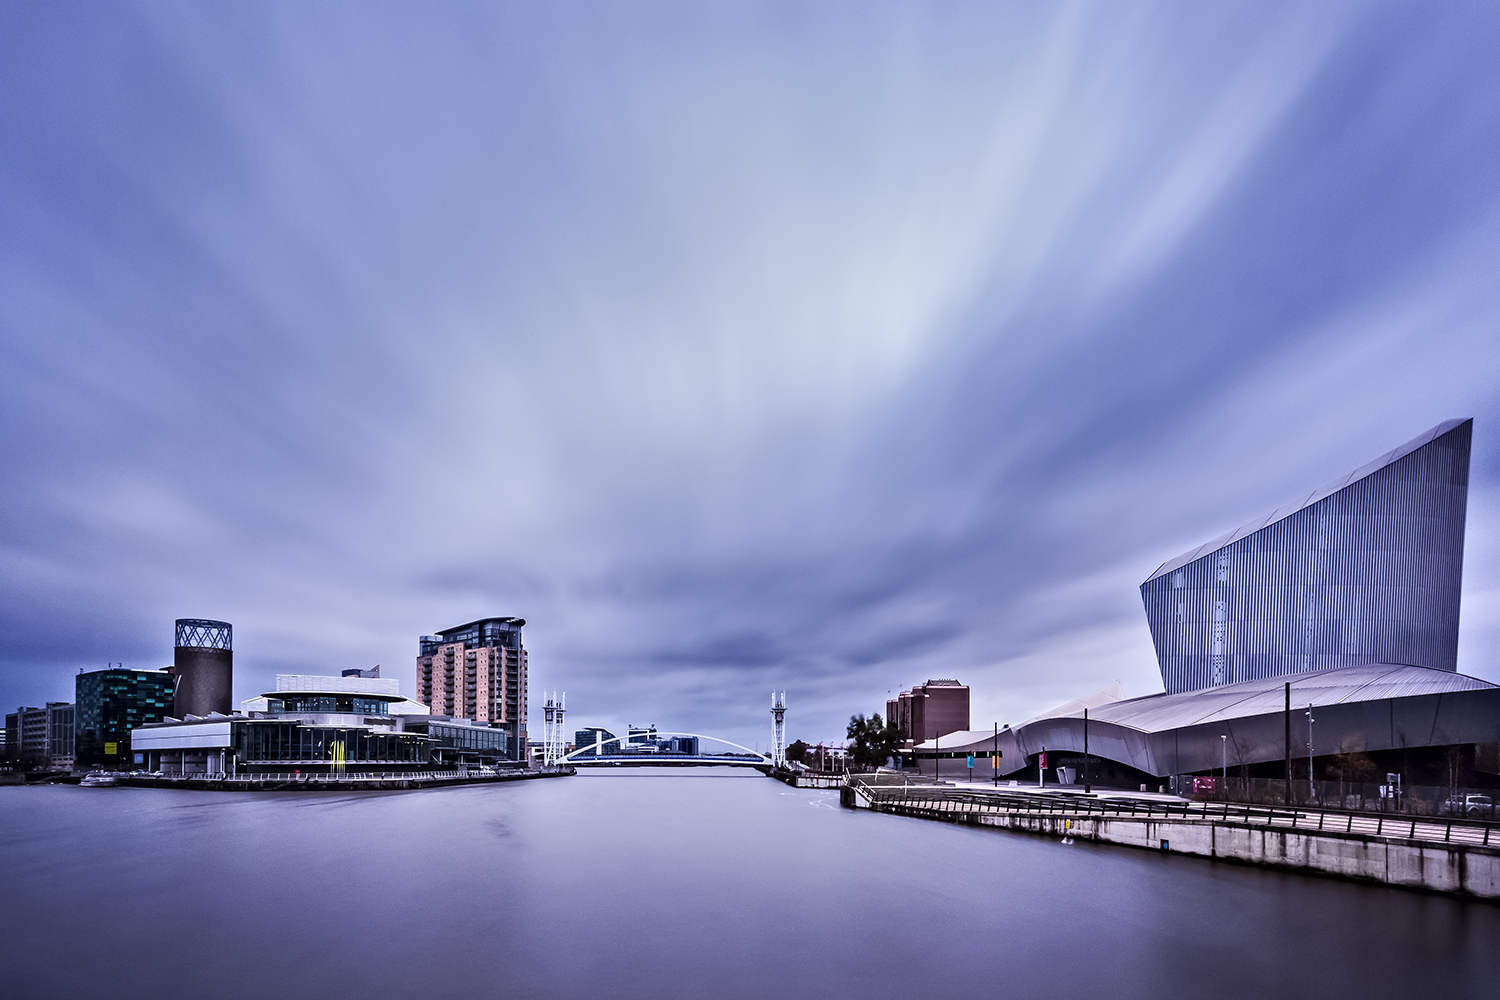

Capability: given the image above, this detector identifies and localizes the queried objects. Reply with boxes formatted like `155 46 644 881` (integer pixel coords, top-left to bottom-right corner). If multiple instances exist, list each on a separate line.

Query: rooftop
270 674 402 699
1051 662 1493 734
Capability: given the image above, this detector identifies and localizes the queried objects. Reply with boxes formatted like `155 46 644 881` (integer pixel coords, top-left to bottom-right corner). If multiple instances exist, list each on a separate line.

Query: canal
2 767 1497 998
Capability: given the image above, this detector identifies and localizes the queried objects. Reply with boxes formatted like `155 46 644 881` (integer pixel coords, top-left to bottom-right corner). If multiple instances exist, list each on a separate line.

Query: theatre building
131 670 512 773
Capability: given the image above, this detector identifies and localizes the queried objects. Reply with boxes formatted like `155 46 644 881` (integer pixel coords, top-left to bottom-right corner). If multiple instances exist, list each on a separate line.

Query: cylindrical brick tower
172 619 233 717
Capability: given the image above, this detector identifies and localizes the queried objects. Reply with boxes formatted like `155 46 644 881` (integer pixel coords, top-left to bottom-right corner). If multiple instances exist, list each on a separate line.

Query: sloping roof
913 730 1008 751
1145 418 1471 583
1020 681 1125 726
1042 663 1495 734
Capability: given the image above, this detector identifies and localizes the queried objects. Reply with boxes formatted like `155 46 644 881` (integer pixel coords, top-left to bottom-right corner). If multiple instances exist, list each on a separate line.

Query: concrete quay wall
771 768 845 788
845 790 1500 899
114 767 574 792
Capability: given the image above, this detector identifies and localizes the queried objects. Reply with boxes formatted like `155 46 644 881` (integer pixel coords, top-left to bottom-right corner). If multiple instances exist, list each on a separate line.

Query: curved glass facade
267 695 392 715
235 722 426 763
1141 419 1470 694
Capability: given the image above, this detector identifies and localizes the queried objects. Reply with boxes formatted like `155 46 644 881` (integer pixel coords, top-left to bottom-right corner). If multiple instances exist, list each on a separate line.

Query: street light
1306 702 1316 803
1084 708 1091 795
1221 734 1227 785
993 722 999 788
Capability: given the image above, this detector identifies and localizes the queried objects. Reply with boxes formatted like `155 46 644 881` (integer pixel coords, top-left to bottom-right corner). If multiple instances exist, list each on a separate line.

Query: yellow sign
104 742 118 755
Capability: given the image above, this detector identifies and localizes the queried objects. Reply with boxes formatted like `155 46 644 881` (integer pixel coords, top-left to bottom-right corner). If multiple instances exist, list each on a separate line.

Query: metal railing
845 778 1500 848
1181 775 1500 819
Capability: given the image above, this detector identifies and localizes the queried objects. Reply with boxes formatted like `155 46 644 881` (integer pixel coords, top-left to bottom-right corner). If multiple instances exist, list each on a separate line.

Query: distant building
664 736 699 755
573 726 617 756
417 618 528 759
5 706 49 766
5 702 80 769
75 668 174 768
888 680 970 748
46 702 74 769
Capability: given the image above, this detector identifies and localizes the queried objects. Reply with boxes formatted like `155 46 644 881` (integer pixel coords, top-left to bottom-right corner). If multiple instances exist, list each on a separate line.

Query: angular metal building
956 418 1498 788
1141 418 1471 694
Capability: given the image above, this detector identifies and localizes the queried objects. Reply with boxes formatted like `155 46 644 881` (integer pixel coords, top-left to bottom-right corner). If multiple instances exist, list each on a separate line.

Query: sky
3 2 1500 749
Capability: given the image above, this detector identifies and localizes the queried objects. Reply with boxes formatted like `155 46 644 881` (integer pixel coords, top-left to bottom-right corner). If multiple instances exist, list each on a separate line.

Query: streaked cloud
2 2 1498 745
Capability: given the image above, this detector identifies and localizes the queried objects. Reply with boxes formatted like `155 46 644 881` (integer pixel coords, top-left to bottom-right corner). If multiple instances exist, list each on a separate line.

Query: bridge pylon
541 691 566 766
771 691 787 767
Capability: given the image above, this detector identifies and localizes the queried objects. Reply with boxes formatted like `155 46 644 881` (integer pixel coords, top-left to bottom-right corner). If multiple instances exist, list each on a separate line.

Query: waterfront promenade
842 773 1500 898
90 765 574 792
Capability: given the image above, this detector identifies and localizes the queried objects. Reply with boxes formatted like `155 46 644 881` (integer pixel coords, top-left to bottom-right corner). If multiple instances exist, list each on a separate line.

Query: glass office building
75 668 175 767
1141 419 1471 694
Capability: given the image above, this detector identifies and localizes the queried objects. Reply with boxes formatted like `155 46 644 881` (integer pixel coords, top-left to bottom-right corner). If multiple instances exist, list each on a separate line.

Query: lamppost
1083 708 1091 794
1221 733 1227 786
1306 702 1316 803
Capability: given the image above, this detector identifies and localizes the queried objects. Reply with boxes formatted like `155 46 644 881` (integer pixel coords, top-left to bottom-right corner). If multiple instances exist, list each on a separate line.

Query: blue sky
3 2 1499 747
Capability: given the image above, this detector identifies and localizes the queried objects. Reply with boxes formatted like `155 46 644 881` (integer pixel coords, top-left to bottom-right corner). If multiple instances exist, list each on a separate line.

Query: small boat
79 773 118 787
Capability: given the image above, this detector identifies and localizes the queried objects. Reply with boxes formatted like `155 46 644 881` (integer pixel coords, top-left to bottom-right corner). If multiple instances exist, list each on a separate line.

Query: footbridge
559 732 772 769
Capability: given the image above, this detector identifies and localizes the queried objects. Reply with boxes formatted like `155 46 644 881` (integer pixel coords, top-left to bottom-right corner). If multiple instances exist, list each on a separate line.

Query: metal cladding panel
993 719 1157 777
173 647 233 717
273 674 401 697
1141 419 1470 694
130 721 234 750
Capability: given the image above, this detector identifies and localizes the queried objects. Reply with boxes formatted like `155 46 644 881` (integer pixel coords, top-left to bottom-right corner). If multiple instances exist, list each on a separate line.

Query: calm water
2 768 1498 999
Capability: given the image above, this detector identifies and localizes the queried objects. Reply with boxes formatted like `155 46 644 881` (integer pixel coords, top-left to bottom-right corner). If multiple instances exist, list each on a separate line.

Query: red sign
1039 752 1048 768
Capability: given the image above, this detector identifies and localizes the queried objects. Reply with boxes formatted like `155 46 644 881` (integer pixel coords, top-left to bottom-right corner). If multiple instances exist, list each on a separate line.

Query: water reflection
1 768 1496 999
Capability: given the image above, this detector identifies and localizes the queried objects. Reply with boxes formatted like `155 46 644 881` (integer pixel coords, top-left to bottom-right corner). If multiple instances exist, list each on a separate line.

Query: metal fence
844 777 1500 848
1176 775 1499 818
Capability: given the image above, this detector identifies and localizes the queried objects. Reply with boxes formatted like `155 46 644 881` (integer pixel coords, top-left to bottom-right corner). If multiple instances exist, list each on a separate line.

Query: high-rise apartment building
417 617 527 758
75 668 174 767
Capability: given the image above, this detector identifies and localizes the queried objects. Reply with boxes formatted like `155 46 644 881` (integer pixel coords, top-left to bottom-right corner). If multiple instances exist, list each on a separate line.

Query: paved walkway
848 775 1500 849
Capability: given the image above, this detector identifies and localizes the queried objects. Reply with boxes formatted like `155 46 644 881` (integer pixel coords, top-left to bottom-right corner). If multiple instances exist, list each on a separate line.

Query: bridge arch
560 731 771 765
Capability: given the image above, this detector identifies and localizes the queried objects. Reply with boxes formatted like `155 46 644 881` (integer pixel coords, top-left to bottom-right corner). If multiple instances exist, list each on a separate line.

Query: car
1442 794 1496 818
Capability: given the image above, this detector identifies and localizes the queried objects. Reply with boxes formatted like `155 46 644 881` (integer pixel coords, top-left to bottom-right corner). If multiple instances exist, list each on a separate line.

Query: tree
846 713 902 768
786 740 810 763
